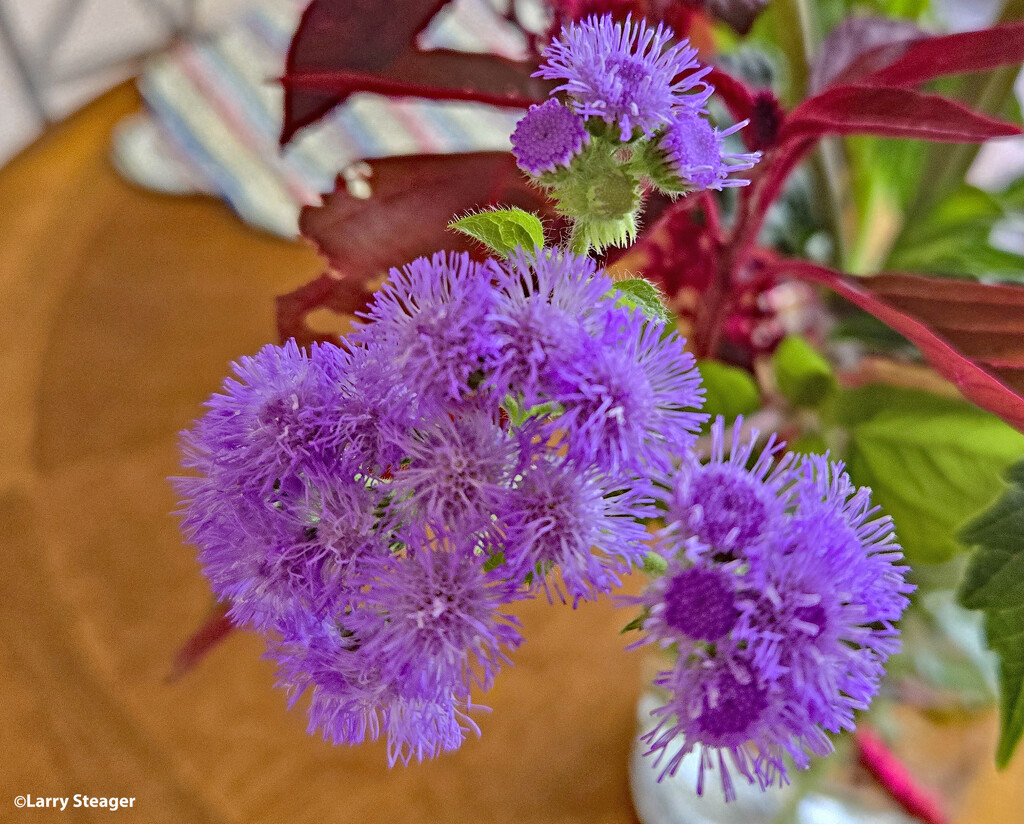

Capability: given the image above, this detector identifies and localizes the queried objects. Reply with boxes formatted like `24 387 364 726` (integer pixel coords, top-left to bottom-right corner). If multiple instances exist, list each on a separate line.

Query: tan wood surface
1 85 1021 824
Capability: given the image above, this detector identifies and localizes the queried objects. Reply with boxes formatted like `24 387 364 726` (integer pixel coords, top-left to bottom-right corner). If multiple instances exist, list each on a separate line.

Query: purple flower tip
658 108 761 191
511 98 590 176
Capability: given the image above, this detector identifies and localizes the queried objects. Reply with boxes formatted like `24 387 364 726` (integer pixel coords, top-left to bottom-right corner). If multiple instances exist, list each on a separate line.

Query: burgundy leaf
705 65 756 121
809 15 925 93
282 0 451 143
281 49 549 111
282 152 556 345
276 270 376 348
861 21 1024 89
168 602 234 682
550 0 651 25
701 0 769 35
781 85 1022 143
765 255 1024 431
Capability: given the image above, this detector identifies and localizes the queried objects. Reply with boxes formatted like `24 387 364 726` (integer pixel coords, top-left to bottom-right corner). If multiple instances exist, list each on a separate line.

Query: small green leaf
959 461 1024 767
620 609 650 634
482 551 506 573
612 278 673 323
843 388 1024 564
449 208 545 258
772 335 836 408
642 551 668 576
697 360 761 422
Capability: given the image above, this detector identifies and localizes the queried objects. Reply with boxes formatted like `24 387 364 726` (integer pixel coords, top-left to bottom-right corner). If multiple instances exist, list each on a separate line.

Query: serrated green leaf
959 461 1024 767
697 360 761 422
611 278 673 323
449 208 545 258
772 335 836 408
845 396 1024 564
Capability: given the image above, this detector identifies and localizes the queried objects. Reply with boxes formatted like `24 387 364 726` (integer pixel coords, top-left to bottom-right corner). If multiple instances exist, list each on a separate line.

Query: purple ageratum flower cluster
513 16 759 252
630 417 913 799
177 248 705 762
536 14 711 141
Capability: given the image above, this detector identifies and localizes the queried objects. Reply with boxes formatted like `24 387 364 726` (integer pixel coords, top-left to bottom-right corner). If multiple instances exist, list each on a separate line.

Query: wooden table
1 85 1021 824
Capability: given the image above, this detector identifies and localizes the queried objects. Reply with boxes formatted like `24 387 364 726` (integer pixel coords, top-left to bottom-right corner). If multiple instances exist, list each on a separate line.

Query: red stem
691 135 818 358
855 726 949 824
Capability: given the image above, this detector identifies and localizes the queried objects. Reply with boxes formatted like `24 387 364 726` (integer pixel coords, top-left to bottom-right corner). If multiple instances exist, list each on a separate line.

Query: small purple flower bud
511 98 591 176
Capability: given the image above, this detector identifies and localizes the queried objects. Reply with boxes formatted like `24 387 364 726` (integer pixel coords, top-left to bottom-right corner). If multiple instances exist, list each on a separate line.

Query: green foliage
697 360 762 423
772 335 837 408
449 208 545 258
888 184 1024 282
839 386 1024 564
959 462 1024 767
611 278 673 323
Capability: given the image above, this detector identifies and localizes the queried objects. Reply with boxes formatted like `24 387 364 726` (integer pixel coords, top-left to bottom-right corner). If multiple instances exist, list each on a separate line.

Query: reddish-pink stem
855 726 949 824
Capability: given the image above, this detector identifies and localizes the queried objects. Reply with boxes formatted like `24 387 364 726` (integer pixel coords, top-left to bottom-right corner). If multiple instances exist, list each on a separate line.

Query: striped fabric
112 0 530 237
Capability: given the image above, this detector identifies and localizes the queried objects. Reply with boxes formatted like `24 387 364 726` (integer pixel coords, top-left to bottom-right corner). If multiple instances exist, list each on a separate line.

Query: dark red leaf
701 0 769 35
781 85 1022 143
765 255 1024 432
281 152 556 345
861 21 1024 89
276 270 376 348
281 49 549 111
809 15 925 93
705 66 756 121
168 601 234 682
550 0 650 25
282 0 452 143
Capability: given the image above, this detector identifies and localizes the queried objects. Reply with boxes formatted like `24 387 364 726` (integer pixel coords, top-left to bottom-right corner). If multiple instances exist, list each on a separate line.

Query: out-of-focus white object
0 0 199 162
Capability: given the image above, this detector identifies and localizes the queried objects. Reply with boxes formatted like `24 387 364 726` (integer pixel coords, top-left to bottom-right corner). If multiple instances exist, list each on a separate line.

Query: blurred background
0 0 256 163
3 2 1024 822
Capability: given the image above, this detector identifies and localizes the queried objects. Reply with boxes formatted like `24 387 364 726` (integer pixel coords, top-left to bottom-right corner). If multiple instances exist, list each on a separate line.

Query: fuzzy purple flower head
511 98 591 176
630 417 913 798
537 15 712 141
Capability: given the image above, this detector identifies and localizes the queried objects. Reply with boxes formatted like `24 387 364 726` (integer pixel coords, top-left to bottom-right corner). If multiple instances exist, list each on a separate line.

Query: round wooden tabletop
0 85 1021 824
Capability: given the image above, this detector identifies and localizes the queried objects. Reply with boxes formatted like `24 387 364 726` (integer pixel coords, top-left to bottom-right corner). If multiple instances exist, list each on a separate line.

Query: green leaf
844 389 1024 564
611 278 673 323
697 360 761 422
449 208 545 258
888 184 1024 282
772 335 836 408
642 551 668 576
959 461 1024 767
482 551 506 573
620 610 650 634
830 384 970 428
